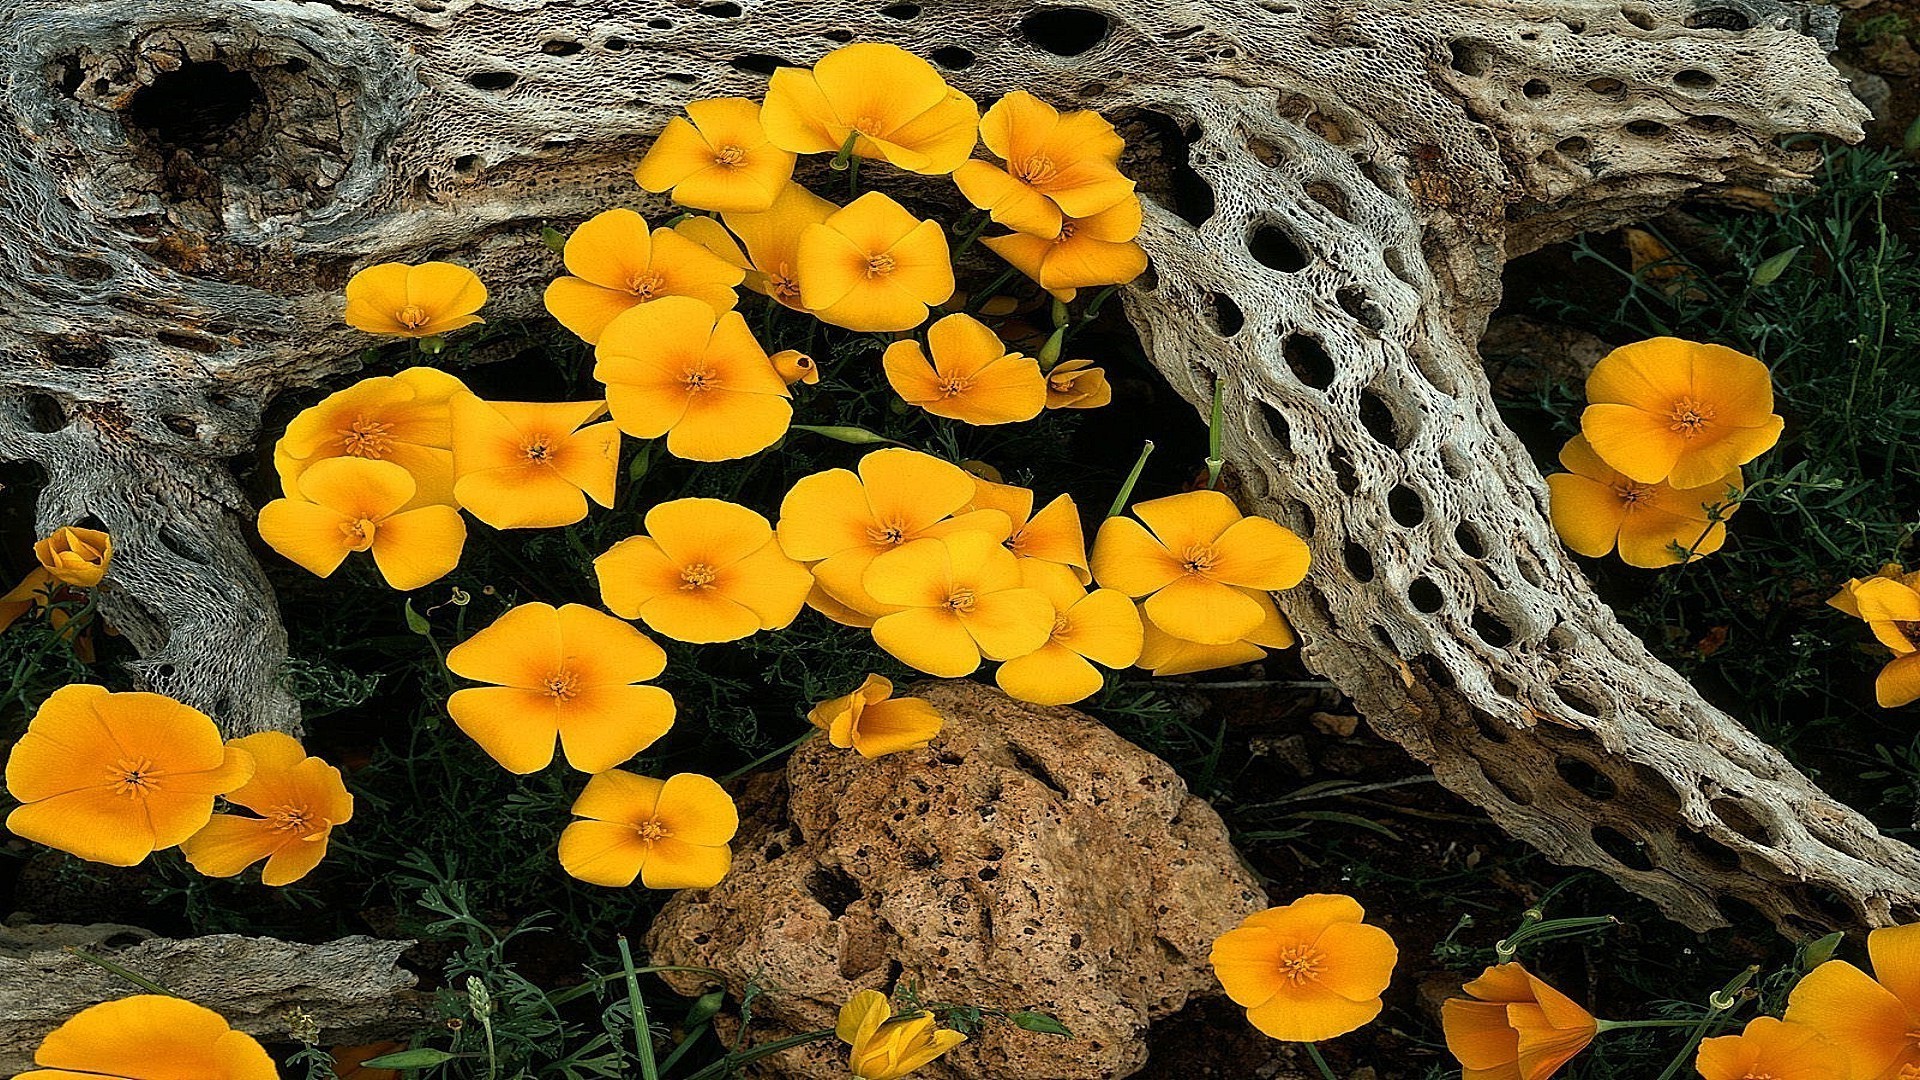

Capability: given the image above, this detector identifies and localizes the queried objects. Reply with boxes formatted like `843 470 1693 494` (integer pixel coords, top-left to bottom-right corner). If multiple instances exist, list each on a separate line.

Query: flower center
866 253 896 277
1048 373 1078 393
523 437 553 464
1050 612 1072 638
544 669 581 700
681 563 719 590
938 376 973 398
269 804 319 833
108 757 157 797
340 518 377 551
1054 221 1077 244
852 115 884 136
683 367 718 393
396 304 431 329
945 588 977 614
1181 543 1218 575
626 271 664 299
341 417 394 458
713 144 747 167
635 818 670 841
1613 482 1651 508
771 266 802 302
1014 156 1059 185
1275 944 1323 985
867 521 909 546
1667 397 1716 437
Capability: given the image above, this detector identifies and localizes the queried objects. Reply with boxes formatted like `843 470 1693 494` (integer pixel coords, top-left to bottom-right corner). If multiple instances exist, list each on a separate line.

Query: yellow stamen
681 563 718 590
1275 944 1323 985
635 819 670 841
627 271 665 299
341 417 394 458
340 518 377 551
1014 156 1059 186
1181 543 1217 575
108 758 157 797
683 368 717 393
544 670 580 700
714 144 747 167
866 253 897 277
523 438 552 464
1667 397 1716 437
395 304 431 329
945 588 976 614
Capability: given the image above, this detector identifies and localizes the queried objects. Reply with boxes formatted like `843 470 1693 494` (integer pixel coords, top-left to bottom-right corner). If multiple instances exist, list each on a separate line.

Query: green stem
1648 966 1757 1080
63 947 175 996
952 212 991 262
618 936 661 1080
847 155 861 199
1106 441 1155 518
723 729 818 782
965 267 1021 314
1205 379 1225 489
828 130 859 171
1594 1018 1706 1031
1304 1043 1340 1080
682 1029 838 1080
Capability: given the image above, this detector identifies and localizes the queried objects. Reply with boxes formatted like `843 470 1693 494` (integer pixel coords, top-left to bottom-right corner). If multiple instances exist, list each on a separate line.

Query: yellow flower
633 97 796 212
1442 963 1598 1080
449 395 620 528
593 297 792 461
1785 923 1920 1080
967 478 1089 582
596 498 813 644
445 602 675 774
0 526 112 634
982 198 1147 302
1580 337 1785 488
1696 1018 1844 1080
761 43 979 175
710 181 840 309
996 562 1143 706
258 457 467 590
544 208 745 344
863 532 1054 677
772 349 820 385
798 192 955 332
344 262 487 338
882 313 1046 425
1210 894 1398 1042
1044 359 1112 410
953 90 1134 239
4 684 255 866
1137 589 1296 676
808 674 945 758
180 732 353 886
837 989 967 1080
274 367 467 510
1545 434 1740 568
18 995 276 1080
558 770 738 889
1829 575 1920 707
1092 489 1310 644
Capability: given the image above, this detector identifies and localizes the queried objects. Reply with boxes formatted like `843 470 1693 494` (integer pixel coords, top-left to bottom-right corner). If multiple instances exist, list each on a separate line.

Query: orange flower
760 43 979 175
1091 489 1310 644
1695 1017 1843 1080
1784 922 1920 1079
798 192 955 332
1829 574 1920 707
274 367 467 509
983 198 1147 302
837 989 967 1080
593 297 792 461
1210 894 1398 1042
808 674 945 758
772 349 819 385
883 314 1046 425
1545 434 1740 568
4 685 255 866
180 732 353 886
714 181 839 309
863 532 1054 677
544 208 745 344
1044 359 1112 410
258 457 467 590
1441 963 1598 1080
953 90 1133 239
966 478 1089 582
596 498 813 644
633 97 796 212
449 395 620 528
1580 337 1784 488
0 526 112 634
996 562 1142 706
558 770 738 889
445 602 675 774
344 262 487 338
18 995 277 1080
1137 589 1296 676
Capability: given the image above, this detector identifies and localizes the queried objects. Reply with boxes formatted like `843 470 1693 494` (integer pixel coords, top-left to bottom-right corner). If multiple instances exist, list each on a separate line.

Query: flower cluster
1830 565 1920 708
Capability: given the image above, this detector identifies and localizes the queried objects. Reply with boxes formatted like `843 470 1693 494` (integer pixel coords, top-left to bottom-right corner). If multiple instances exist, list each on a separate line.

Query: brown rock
646 681 1267 1080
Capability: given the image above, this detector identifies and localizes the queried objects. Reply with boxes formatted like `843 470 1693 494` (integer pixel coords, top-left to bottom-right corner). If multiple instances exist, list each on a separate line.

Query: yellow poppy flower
593 297 792 461
714 181 840 309
0 526 112 634
953 90 1134 239
544 208 745 344
1828 563 1918 619
4 684 255 866
863 532 1054 677
180 732 353 886
1785 924 1920 1079
1137 588 1296 675
1696 1018 1842 1080
344 262 487 338
1441 963 1598 1080
274 367 467 510
798 192 955 332
449 395 620 529
982 198 1147 302
633 97 796 212
1830 574 1920 706
258 457 467 590
18 995 277 1080
772 349 820 385
995 562 1142 706
596 498 813 644
558 770 738 889
837 989 968 1080
967 479 1089 583
1580 337 1785 488
1545 434 1740 568
1091 489 1310 645
445 602 674 774
761 43 979 175
808 674 944 758
1044 359 1113 410
1210 893 1398 1042
882 313 1046 425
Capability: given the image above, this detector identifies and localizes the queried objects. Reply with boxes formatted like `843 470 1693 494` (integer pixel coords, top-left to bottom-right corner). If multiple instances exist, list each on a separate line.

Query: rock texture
647 681 1266 1080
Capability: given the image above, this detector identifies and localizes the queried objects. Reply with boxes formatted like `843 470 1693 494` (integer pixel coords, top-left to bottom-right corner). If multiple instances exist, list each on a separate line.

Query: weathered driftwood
0 0 1908 933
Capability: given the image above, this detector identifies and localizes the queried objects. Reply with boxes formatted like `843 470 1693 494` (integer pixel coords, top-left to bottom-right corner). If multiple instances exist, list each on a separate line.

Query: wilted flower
633 97 796 212
808 674 945 758
1580 337 1784 488
1441 963 1598 1080
798 192 955 332
1210 894 1398 1042
544 208 745 344
1546 434 1740 568
1044 359 1112 410
837 989 967 1080
0 526 113 634
344 262 487 338
953 90 1133 238
596 498 813 644
1137 589 1296 676
449 395 620 529
180 732 353 886
863 532 1053 677
257 457 467 590
983 198 1147 302
883 313 1046 425
1784 922 1920 1079
274 367 467 509
594 297 792 461
18 995 277 1080
1092 489 1310 644
966 478 1089 582
995 562 1142 706
1695 1017 1842 1080
761 43 979 175
558 770 738 889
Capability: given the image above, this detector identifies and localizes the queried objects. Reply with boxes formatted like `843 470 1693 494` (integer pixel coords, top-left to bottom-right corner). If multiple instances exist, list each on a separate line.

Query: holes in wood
1283 335 1335 390
1020 8 1110 56
124 60 262 151
1454 522 1487 559
1522 78 1552 99
1329 447 1360 496
1339 287 1386 333
1408 576 1444 613
698 1 744 15
467 70 519 91
1342 542 1375 582
41 337 110 368
1555 756 1616 800
1711 798 1773 845
21 394 67 433
1681 828 1743 870
1209 292 1245 336
1592 825 1654 871
1685 7 1752 31
1625 119 1669 138
540 38 585 56
730 54 785 76
1620 6 1657 31
1257 400 1293 455
1248 222 1310 273
1387 485 1424 526
1303 181 1348 219
930 46 975 69
1118 110 1213 226
1586 77 1627 96
1555 136 1592 161
1448 40 1493 77
1674 68 1717 90
807 865 862 917
1471 608 1515 648
1687 115 1736 135
1358 388 1400 447
881 1 921 16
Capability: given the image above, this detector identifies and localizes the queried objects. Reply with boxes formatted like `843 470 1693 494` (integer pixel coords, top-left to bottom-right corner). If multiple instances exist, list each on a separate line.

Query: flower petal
448 686 560 773
555 684 677 772
369 505 466 590
995 642 1105 706
558 819 652 887
872 607 981 677
1143 575 1264 645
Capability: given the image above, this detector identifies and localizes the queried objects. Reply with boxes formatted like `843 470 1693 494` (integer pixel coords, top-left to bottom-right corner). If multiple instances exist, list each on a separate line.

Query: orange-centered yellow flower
863 532 1053 678
1580 337 1784 488
1785 921 1920 1078
344 262 487 338
4 685 255 866
596 498 813 644
983 198 1147 302
953 90 1134 239
883 314 1046 425
0 526 113 634
996 562 1143 706
1546 434 1740 569
1092 489 1310 645
1210 893 1398 1042
1044 359 1113 410
967 478 1090 583
1441 963 1598 1080
1830 573 1920 707
718 182 840 309
1696 1017 1842 1080
558 770 738 889
798 192 955 333
633 97 796 212
449 395 620 529
594 297 792 461
837 990 968 1080
808 674 945 758
258 457 467 591
18 995 277 1080
761 43 980 176
180 732 353 886
545 209 745 345
275 367 467 510
1137 589 1297 676
445 602 675 775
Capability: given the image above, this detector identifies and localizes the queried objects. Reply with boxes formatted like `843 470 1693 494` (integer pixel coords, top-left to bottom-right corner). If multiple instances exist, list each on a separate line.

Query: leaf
541 225 567 254
1801 930 1844 969
686 989 725 1029
1011 1010 1073 1036
1284 810 1403 841
628 440 656 483
362 1048 462 1068
403 599 431 636
1750 245 1802 286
